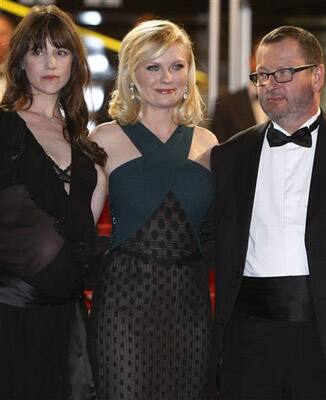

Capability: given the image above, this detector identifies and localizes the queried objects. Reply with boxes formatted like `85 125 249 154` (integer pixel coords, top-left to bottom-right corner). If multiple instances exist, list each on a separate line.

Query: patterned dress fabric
89 123 215 400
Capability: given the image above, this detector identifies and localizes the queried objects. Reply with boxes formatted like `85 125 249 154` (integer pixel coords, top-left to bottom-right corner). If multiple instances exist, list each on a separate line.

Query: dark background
3 0 325 120
57 0 326 92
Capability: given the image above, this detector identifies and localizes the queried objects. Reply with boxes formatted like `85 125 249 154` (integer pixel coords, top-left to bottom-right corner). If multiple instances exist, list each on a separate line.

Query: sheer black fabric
89 193 213 400
0 110 97 400
0 184 65 277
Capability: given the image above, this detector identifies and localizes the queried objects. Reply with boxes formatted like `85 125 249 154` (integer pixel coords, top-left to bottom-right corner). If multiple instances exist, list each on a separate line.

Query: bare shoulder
89 120 121 149
193 126 219 149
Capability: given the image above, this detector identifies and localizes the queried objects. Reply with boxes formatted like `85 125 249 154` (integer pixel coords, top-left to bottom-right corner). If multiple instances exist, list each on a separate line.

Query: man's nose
265 73 280 87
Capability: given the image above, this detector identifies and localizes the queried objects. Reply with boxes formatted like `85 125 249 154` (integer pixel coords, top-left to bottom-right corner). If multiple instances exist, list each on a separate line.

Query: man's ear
312 63 325 93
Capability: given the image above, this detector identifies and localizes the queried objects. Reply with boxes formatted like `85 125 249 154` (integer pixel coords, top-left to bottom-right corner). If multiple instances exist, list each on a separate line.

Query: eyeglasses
249 64 317 87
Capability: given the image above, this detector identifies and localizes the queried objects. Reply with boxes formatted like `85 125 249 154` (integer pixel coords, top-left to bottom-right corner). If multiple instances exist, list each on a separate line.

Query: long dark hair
1 5 107 166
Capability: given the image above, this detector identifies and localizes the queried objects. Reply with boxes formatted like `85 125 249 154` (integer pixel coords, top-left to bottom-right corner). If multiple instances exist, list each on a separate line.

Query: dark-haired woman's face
22 38 73 98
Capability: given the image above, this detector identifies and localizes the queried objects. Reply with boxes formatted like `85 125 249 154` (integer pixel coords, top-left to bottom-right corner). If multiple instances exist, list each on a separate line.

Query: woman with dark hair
88 19 218 400
0 5 106 400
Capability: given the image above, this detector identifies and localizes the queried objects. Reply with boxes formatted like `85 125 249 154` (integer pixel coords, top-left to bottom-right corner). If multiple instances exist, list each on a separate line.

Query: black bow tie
266 116 321 148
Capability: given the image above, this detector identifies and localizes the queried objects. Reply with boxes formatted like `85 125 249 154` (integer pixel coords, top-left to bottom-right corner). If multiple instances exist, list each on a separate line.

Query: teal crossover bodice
109 122 214 249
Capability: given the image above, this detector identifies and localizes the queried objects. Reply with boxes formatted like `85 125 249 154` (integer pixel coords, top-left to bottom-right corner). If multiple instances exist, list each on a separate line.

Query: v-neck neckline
136 121 180 145
16 111 72 172
15 111 73 196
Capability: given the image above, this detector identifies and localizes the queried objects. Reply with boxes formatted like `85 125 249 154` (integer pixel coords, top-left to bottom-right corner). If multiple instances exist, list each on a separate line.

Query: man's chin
261 104 288 122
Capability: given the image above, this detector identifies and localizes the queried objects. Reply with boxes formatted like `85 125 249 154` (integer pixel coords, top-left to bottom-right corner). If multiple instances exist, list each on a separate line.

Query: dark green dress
89 122 215 400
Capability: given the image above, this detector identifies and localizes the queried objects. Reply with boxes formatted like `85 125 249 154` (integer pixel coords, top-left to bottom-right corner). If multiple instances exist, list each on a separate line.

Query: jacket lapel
304 114 326 357
305 114 326 251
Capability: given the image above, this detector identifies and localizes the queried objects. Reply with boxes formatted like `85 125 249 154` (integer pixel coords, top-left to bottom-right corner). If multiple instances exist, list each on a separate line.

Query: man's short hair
259 26 324 65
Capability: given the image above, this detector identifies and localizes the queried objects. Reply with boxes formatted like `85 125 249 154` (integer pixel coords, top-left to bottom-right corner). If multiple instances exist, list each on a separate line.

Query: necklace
49 112 64 122
25 109 63 122
41 113 63 123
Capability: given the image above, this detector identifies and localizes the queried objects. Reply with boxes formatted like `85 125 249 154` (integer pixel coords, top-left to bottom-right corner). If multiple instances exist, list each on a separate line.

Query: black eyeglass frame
249 64 317 87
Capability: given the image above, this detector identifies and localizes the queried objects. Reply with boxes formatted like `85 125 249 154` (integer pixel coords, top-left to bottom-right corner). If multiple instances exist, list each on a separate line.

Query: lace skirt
89 193 214 400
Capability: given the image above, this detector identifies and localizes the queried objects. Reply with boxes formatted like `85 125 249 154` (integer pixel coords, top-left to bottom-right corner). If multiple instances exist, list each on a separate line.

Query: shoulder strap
119 122 194 158
168 125 193 159
118 122 162 155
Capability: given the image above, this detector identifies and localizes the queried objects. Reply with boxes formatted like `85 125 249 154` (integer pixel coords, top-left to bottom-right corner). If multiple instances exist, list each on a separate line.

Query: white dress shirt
244 110 321 277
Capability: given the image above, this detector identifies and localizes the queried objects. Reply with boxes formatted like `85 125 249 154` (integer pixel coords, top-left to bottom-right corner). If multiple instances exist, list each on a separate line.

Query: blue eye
147 65 159 72
172 63 185 70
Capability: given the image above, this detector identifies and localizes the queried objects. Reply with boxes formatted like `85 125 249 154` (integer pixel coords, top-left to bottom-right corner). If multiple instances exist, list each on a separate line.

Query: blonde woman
89 19 218 399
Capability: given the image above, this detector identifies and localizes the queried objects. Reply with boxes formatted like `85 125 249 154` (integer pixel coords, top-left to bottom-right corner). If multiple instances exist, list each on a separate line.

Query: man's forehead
256 39 305 63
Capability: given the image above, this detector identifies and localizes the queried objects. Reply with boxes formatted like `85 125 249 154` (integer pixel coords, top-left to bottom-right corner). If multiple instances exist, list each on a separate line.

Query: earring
183 85 188 100
129 82 135 100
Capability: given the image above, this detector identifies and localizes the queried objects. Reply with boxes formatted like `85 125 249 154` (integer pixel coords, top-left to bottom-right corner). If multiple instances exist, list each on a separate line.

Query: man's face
255 38 324 131
0 16 14 63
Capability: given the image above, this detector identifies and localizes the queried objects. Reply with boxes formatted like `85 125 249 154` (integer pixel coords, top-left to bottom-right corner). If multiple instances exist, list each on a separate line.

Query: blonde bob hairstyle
109 19 203 126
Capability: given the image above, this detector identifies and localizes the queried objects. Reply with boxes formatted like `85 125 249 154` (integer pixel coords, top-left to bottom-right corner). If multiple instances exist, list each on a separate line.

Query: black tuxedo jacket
211 113 326 360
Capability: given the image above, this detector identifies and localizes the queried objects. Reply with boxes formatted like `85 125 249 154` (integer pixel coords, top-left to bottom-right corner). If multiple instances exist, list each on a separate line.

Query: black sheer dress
0 111 97 400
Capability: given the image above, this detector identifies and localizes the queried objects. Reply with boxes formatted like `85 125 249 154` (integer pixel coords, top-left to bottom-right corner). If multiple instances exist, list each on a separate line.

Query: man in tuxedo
211 26 326 399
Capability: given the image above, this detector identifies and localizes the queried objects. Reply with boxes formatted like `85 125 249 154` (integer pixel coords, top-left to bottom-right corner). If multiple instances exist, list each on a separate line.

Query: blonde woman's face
134 43 189 112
